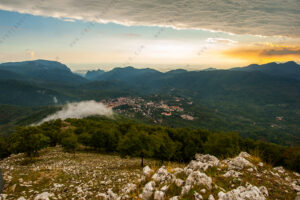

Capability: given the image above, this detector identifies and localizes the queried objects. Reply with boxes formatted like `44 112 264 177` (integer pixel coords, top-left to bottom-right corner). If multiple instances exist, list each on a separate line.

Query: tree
117 128 155 167
204 132 240 158
152 131 176 163
10 126 49 157
39 119 63 146
0 136 9 159
61 132 78 153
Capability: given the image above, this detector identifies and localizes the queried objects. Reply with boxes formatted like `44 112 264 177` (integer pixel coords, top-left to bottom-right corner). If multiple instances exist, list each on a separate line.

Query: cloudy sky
0 0 299 71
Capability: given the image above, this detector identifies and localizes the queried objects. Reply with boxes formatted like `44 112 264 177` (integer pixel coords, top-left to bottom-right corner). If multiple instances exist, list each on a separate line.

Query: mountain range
0 59 299 145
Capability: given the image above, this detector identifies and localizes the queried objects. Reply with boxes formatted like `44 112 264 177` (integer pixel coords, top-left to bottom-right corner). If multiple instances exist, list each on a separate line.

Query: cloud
0 0 299 37
205 38 237 45
39 100 113 124
222 44 300 63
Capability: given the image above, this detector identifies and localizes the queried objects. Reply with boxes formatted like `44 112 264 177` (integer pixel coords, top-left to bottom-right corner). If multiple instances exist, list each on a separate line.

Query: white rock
122 183 136 194
154 191 165 200
273 166 285 174
172 168 183 175
143 166 153 177
200 188 206 194
181 185 191 196
152 166 174 184
208 194 215 200
0 194 7 200
223 170 242 178
175 179 184 187
169 196 179 200
225 156 254 170
239 152 251 158
218 184 267 200
247 168 254 172
185 154 219 172
259 186 269 197
258 162 264 167
194 191 203 200
107 189 119 200
185 171 212 189
140 181 155 200
34 192 54 200
17 197 26 200
160 185 169 192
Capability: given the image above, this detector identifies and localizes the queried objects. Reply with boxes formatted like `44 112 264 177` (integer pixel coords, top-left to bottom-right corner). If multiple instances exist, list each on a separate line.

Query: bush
61 132 78 153
9 126 49 157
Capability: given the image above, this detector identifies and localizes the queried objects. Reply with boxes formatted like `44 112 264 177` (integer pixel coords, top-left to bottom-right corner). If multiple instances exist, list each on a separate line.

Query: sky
0 0 299 71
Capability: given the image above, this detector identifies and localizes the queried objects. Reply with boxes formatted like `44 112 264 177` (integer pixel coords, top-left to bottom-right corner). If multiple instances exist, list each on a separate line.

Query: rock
107 189 119 200
160 185 169 192
172 168 183 175
194 191 203 200
143 166 153 177
181 185 191 196
169 196 179 200
223 170 242 178
292 183 300 192
218 184 267 200
208 194 215 200
259 186 268 197
140 181 155 200
239 152 251 158
258 162 264 167
34 192 54 200
273 166 285 174
175 179 184 187
185 171 212 189
247 168 254 172
17 197 26 200
152 166 174 184
154 190 165 200
200 188 206 194
185 154 219 172
122 183 136 194
225 156 254 170
0 194 7 200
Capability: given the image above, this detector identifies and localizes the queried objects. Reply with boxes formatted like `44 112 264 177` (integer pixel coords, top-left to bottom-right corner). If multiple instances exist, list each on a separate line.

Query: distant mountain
0 80 74 106
87 66 162 84
231 61 300 81
0 60 87 84
85 69 105 80
165 69 188 74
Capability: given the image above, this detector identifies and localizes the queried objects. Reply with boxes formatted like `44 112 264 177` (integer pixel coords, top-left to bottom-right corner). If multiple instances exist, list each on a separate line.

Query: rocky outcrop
0 147 299 200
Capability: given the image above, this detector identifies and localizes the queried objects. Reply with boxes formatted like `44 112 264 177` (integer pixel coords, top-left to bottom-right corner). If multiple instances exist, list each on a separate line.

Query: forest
0 117 299 172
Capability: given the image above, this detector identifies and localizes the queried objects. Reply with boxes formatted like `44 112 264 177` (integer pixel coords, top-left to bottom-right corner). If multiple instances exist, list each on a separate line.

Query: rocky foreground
0 147 299 200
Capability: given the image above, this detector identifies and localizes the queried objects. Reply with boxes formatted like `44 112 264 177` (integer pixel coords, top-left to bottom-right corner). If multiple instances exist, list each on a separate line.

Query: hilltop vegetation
0 117 299 173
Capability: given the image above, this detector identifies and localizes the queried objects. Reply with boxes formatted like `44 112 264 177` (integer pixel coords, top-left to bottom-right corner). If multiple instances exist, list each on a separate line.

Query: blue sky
0 1 299 72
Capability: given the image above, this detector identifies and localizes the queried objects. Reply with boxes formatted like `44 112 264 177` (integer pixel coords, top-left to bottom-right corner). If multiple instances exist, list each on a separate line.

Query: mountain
0 80 75 106
85 66 162 83
85 69 105 80
0 60 299 145
0 60 87 84
231 61 300 81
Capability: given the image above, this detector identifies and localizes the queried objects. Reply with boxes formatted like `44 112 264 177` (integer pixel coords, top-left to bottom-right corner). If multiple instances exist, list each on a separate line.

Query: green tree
39 119 63 146
204 132 240 158
61 132 78 153
10 126 49 157
0 136 9 158
118 128 155 167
